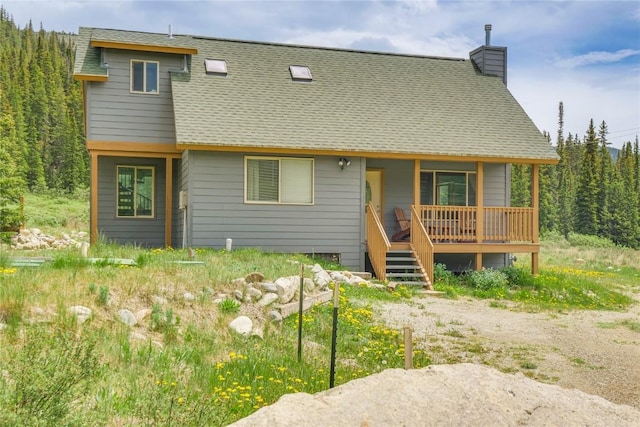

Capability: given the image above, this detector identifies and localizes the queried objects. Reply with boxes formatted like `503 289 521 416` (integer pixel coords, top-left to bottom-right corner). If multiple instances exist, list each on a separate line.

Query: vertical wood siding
87 49 182 143
97 156 166 246
188 152 363 269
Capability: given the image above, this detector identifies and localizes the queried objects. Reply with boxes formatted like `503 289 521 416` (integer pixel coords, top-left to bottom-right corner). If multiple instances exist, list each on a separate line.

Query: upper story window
245 156 314 204
131 60 159 94
117 165 155 217
420 171 476 206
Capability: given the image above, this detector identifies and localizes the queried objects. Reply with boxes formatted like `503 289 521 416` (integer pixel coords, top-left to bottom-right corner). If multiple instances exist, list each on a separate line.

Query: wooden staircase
385 243 431 287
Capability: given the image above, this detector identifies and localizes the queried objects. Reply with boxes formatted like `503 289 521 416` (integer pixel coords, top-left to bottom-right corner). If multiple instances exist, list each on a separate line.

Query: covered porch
365 161 542 286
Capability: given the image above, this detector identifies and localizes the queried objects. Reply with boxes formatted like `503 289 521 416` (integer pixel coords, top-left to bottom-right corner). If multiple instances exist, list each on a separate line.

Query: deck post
531 164 540 274
90 152 99 245
476 162 484 266
413 160 421 206
165 156 173 248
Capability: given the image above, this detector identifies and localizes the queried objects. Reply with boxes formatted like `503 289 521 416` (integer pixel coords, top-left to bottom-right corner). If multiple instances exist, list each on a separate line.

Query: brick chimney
469 24 508 85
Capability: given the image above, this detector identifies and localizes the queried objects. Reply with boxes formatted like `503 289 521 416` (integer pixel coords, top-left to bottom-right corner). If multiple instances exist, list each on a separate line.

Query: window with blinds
245 157 313 204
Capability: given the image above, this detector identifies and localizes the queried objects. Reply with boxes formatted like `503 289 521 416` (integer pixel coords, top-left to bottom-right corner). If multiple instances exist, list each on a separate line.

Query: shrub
433 263 456 285
464 269 508 291
567 233 616 248
500 265 533 288
218 298 241 313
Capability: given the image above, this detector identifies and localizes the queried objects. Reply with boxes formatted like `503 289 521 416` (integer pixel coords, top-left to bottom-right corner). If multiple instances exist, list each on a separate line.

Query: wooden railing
366 202 391 281
410 205 434 286
417 205 535 243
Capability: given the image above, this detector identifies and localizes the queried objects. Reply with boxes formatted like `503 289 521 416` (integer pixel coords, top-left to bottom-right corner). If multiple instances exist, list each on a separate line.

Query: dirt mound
230 364 640 426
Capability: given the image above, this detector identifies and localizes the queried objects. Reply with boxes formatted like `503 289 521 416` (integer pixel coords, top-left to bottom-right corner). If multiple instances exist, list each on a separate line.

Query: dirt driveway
374 294 640 409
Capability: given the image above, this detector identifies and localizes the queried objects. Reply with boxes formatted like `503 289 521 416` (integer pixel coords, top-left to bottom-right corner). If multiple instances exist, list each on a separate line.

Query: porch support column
531 163 540 274
476 162 484 270
413 159 421 207
90 152 98 245
165 156 173 248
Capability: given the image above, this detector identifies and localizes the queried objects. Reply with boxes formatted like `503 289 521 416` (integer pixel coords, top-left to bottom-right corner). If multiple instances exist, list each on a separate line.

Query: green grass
2 194 640 425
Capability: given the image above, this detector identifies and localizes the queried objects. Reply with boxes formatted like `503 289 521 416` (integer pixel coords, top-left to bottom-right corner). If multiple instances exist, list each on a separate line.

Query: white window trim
116 165 155 218
130 60 160 95
244 156 315 205
420 169 477 207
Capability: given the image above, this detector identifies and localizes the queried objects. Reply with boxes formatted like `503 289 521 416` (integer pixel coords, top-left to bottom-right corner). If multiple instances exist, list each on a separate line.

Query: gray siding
97 156 166 246
483 163 508 206
86 49 182 143
187 152 363 269
367 159 414 236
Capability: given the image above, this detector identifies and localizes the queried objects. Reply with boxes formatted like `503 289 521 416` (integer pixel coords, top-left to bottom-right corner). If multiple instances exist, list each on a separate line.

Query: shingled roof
75 27 559 163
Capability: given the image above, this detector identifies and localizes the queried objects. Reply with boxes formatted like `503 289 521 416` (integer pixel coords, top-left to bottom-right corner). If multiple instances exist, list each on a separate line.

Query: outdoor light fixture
338 158 350 170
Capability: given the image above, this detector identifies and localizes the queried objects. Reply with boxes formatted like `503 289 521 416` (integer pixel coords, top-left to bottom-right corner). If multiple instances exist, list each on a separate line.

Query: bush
567 233 616 249
433 263 456 285
464 269 508 291
500 265 533 288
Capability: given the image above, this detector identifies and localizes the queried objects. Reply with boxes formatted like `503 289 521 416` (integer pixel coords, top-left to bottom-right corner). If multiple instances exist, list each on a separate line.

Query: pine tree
596 121 614 239
574 120 600 235
538 132 558 233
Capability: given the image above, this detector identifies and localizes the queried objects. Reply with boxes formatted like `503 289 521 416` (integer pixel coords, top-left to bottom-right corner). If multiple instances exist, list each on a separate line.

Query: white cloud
555 49 640 69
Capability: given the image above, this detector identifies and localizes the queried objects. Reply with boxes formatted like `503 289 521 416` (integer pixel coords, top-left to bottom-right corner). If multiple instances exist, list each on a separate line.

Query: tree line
1 8 87 231
512 102 640 249
1 10 639 248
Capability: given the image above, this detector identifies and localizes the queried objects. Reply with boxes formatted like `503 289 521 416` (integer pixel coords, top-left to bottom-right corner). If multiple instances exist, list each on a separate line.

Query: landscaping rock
229 364 640 427
117 309 137 326
135 308 152 323
229 316 253 336
233 290 244 301
257 282 278 293
231 277 246 287
244 285 263 303
151 295 168 306
274 276 300 304
11 228 87 250
245 272 265 283
258 293 279 307
183 292 195 302
310 264 332 288
69 305 92 324
268 310 283 323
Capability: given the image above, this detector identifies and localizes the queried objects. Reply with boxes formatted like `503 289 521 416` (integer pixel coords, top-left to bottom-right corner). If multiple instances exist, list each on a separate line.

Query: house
73 25 558 286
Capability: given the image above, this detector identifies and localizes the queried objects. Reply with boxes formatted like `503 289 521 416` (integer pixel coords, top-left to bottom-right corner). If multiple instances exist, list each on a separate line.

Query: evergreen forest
1 9 639 248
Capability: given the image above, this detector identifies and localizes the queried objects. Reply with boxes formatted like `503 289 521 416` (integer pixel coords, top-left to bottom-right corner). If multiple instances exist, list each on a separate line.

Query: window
117 166 154 217
420 171 476 206
131 60 159 94
245 157 313 204
289 65 312 81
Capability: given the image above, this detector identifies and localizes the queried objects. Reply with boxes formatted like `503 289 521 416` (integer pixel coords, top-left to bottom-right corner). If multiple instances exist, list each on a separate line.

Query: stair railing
410 205 434 287
366 202 391 281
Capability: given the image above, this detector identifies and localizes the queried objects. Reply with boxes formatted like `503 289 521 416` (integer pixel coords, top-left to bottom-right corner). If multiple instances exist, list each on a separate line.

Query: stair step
386 272 425 278
386 264 420 270
386 257 416 262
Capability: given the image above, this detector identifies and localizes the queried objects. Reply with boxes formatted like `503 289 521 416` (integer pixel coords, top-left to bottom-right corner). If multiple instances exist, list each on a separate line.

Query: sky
2 0 639 148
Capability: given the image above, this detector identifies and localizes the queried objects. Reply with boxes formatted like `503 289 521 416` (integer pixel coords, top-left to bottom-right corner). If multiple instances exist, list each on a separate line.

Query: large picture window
245 157 313 204
130 60 159 94
117 166 155 217
420 171 476 206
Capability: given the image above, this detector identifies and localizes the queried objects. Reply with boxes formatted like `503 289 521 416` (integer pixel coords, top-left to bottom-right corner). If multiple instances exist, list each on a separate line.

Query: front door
366 169 384 222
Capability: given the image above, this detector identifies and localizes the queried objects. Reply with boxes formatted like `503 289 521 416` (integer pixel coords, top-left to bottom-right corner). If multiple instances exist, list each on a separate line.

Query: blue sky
3 0 639 148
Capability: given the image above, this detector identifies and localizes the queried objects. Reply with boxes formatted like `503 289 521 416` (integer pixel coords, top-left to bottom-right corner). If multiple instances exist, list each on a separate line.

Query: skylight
204 59 227 75
289 65 312 81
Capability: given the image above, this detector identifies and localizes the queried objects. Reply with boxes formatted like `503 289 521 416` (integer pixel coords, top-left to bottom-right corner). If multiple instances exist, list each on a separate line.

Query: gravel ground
375 294 640 409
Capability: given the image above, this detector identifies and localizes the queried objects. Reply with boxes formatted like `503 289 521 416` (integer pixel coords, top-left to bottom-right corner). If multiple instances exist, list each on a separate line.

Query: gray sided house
74 26 558 286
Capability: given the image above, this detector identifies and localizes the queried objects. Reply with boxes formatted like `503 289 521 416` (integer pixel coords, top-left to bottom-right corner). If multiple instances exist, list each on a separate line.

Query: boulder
229 316 253 336
117 309 137 326
69 305 92 324
274 276 300 304
245 272 265 283
257 293 279 307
